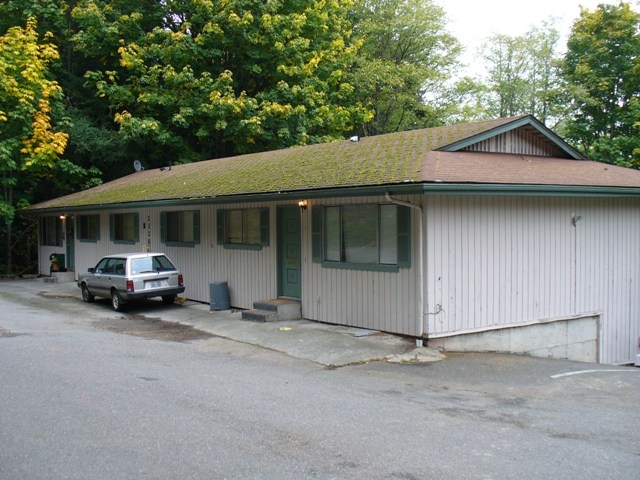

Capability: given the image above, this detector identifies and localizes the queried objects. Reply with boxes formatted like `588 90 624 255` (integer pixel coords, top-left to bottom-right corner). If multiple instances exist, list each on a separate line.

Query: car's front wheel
162 295 176 305
111 289 124 312
81 284 94 303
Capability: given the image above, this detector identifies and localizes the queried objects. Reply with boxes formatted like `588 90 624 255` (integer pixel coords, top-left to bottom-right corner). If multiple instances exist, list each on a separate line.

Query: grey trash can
210 281 230 311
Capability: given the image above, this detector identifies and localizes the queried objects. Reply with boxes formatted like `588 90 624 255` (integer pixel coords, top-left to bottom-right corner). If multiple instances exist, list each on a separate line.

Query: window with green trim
40 216 62 246
312 204 410 269
109 213 139 244
160 210 200 246
77 214 100 242
217 208 269 248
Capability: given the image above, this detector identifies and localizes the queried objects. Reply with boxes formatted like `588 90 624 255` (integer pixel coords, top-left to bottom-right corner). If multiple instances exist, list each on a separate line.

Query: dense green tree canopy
349 0 461 135
73 0 371 164
561 2 640 166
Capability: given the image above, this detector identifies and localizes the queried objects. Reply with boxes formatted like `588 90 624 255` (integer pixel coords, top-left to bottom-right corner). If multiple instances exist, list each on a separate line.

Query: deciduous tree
0 18 68 272
349 0 461 135
560 2 640 166
74 0 370 164
478 22 562 125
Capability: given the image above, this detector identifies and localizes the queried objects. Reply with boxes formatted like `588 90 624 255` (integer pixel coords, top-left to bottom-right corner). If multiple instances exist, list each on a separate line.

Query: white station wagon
78 253 185 311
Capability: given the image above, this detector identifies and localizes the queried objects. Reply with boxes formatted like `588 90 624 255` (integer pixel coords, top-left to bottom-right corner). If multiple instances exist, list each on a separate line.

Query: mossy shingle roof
26 115 640 212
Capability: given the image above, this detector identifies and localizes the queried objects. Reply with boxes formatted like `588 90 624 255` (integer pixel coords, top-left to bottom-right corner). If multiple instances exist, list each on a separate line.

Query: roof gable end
440 115 585 160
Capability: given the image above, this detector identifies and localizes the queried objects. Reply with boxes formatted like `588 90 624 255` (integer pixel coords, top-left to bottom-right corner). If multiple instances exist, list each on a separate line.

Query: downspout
385 192 425 346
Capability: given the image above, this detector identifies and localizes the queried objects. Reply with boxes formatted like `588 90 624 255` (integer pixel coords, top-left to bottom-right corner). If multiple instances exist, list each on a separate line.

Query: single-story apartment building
26 115 640 365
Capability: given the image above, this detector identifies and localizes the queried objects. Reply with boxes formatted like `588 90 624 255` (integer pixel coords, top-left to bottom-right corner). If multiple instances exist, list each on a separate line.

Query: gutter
420 183 640 197
23 181 640 215
385 192 425 346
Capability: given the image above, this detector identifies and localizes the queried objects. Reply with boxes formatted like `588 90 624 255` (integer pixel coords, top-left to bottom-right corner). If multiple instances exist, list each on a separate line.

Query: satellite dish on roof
133 160 144 172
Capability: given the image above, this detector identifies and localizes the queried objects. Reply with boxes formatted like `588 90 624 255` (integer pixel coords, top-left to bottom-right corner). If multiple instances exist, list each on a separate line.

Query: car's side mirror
88 267 95 273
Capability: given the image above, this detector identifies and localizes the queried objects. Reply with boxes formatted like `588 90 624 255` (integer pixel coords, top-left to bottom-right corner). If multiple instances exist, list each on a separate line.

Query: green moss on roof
25 116 525 211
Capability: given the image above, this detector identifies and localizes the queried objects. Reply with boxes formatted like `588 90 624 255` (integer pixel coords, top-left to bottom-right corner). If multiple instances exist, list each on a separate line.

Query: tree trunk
5 184 12 275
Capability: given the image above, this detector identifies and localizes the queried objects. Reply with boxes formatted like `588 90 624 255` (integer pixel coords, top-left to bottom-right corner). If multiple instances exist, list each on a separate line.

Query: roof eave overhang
21 182 640 215
419 183 640 197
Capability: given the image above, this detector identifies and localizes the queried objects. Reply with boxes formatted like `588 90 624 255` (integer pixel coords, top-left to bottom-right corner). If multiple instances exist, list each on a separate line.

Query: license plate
146 280 167 289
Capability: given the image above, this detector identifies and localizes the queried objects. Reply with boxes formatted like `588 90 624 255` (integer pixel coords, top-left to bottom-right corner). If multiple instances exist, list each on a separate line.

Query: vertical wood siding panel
511 197 520 327
438 195 450 332
591 198 640 364
465 130 564 156
428 195 577 336
300 195 419 336
462 197 472 330
488 197 499 328
428 196 439 332
479 198 489 330
452 196 461 331
423 195 639 364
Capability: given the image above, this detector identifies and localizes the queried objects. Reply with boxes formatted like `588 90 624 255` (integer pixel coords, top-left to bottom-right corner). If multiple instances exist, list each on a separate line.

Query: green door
66 216 75 271
278 206 302 299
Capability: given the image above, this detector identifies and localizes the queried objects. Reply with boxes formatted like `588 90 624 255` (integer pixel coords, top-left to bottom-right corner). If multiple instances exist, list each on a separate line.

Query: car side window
113 259 126 275
95 258 110 274
102 259 116 274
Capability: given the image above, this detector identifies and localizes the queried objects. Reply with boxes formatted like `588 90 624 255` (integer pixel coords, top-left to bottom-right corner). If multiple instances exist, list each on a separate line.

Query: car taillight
178 274 184 287
126 280 134 292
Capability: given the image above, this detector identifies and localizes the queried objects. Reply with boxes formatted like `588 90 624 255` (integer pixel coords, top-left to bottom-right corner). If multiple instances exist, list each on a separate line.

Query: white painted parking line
551 369 639 379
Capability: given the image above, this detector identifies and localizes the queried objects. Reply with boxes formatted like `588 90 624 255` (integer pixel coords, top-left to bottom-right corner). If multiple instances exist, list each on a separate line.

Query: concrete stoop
241 299 301 322
44 271 76 284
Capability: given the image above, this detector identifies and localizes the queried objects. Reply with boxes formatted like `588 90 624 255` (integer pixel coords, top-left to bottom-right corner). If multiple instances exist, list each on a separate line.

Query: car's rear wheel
81 284 94 303
162 295 176 305
111 289 124 311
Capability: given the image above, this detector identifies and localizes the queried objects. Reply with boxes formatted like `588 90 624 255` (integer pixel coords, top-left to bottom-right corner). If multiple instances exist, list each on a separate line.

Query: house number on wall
146 215 151 251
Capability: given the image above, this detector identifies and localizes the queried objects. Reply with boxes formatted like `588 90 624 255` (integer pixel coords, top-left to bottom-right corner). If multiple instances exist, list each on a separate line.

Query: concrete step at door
241 299 301 322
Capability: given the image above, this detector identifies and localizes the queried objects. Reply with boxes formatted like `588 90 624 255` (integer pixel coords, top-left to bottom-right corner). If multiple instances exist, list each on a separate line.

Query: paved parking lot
1 278 639 478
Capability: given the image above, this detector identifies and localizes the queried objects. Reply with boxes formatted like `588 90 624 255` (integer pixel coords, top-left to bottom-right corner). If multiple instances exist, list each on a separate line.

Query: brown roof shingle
422 151 640 187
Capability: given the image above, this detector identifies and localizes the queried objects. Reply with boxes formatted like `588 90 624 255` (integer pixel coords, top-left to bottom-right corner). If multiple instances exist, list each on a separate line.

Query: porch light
297 200 308 210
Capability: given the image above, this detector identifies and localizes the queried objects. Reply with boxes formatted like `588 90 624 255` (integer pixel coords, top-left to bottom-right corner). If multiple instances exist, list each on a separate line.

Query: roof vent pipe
385 192 425 346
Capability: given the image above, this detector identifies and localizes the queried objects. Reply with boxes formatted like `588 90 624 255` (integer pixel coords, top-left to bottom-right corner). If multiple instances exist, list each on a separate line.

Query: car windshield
130 255 176 274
